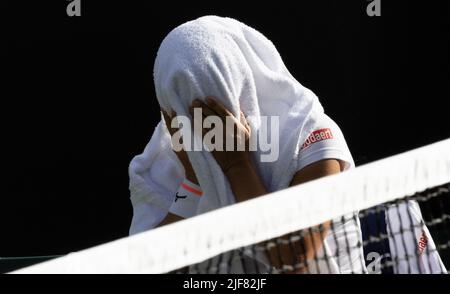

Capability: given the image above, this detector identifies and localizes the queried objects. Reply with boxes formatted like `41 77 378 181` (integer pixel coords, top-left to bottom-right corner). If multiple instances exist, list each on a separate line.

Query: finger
162 109 172 127
205 96 234 120
163 109 183 138
240 111 251 133
192 99 216 118
189 102 205 137
239 110 247 127
191 100 217 139
162 108 175 117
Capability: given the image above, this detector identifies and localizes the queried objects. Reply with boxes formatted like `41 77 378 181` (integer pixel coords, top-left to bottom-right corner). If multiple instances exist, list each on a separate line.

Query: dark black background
3 0 449 258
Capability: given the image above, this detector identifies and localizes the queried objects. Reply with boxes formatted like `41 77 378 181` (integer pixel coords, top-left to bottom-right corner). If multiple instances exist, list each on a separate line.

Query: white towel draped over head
129 16 324 234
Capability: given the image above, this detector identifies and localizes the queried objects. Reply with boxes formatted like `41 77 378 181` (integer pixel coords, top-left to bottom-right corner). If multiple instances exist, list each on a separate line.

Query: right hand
162 109 199 185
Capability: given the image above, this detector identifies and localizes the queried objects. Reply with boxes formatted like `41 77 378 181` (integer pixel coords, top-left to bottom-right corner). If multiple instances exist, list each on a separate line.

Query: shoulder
298 114 354 172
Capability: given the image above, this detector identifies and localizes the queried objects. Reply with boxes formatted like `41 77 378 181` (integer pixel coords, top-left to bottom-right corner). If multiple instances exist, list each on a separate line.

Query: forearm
268 222 330 273
274 159 341 273
224 159 267 202
224 159 338 273
156 212 184 228
301 222 331 263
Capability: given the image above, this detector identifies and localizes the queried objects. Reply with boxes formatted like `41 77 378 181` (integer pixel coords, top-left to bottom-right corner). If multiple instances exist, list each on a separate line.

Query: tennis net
11 139 450 274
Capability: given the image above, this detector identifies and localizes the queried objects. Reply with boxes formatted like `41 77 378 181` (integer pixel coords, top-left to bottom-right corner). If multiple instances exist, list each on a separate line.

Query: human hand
189 97 252 175
162 109 198 184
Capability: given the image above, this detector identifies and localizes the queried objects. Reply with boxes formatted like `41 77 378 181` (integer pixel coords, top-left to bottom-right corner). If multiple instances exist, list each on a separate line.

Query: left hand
162 109 198 184
189 97 252 174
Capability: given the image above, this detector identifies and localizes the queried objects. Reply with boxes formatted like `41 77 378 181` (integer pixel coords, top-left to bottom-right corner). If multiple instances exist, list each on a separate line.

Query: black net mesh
170 183 450 274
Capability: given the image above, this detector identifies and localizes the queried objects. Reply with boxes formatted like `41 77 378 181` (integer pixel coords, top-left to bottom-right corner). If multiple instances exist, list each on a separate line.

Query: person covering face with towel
129 16 367 273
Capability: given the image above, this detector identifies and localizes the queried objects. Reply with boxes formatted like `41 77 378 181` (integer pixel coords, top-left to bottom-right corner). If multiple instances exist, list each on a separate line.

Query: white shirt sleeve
298 114 355 171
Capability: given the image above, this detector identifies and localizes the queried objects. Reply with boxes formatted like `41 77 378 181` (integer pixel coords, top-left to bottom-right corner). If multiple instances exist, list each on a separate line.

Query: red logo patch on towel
417 231 428 255
301 128 333 150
